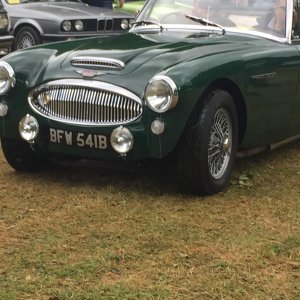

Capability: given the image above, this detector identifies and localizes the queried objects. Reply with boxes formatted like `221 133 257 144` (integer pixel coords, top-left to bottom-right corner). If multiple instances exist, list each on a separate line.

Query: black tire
0 137 49 171
177 89 238 195
14 26 41 50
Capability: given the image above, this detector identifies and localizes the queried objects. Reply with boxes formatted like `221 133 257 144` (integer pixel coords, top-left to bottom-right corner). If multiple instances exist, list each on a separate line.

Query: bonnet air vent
71 56 125 71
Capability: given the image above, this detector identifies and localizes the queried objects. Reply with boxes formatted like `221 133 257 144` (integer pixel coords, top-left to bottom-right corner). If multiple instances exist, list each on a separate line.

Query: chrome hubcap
208 108 232 179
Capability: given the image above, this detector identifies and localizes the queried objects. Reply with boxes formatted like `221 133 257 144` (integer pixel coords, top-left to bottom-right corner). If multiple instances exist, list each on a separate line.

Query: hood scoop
71 56 125 71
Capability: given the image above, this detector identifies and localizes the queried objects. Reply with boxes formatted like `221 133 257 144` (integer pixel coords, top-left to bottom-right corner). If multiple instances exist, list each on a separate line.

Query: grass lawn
115 1 145 15
0 140 299 299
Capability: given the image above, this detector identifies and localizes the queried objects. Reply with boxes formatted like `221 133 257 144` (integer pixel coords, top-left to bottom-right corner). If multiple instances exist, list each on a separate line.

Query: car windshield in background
134 0 287 38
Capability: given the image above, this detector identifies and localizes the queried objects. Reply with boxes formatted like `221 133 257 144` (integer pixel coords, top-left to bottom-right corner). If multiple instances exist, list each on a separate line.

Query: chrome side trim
270 134 300 151
251 72 277 79
237 134 300 158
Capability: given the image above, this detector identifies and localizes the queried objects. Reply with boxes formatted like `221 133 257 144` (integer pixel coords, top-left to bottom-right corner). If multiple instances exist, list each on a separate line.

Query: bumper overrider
0 61 179 160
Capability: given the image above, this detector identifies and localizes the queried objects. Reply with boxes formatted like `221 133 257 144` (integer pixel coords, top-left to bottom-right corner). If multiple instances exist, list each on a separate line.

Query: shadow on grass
8 139 300 197
13 156 183 197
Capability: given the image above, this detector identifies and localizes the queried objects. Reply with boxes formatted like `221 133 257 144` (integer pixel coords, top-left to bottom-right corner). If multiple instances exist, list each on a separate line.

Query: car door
242 42 300 147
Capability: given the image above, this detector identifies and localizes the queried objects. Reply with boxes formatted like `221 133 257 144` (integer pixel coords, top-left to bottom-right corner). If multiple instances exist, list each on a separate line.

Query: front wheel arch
13 24 42 50
200 79 247 145
12 19 44 37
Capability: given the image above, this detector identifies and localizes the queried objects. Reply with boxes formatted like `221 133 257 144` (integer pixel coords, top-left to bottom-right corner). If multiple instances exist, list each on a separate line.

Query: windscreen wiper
131 20 164 32
185 14 225 34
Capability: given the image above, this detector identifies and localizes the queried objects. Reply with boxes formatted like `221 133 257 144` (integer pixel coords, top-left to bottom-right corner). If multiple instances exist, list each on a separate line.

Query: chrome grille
71 57 125 71
28 79 143 126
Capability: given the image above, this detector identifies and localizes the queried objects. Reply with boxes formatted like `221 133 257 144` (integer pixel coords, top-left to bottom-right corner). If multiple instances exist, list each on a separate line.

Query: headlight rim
0 61 16 96
145 74 178 113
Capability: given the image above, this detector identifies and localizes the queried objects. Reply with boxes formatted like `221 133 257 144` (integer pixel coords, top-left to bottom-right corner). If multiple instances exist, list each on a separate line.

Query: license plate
49 128 108 150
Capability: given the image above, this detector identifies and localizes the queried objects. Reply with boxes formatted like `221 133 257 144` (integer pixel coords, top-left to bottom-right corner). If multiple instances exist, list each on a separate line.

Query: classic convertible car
0 0 135 50
0 0 299 195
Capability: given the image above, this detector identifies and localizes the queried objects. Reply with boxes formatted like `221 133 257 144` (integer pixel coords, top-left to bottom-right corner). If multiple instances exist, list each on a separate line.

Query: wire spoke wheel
208 108 232 180
176 89 237 195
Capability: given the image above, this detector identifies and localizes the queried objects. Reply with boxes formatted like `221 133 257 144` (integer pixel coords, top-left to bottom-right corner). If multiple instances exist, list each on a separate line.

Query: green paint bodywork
1 29 300 161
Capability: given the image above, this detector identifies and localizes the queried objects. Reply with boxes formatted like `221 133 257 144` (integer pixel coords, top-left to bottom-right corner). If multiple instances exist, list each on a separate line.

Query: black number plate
49 128 108 150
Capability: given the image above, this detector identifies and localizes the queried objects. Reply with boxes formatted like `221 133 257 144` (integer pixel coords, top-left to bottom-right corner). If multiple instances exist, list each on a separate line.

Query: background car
0 0 299 195
0 3 13 55
1 0 135 50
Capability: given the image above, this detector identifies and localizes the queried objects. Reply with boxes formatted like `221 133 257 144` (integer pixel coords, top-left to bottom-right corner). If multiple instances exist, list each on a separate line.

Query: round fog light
151 119 165 135
110 126 133 154
19 114 39 142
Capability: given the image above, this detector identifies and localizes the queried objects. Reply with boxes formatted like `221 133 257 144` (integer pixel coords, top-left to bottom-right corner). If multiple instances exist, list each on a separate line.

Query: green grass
0 140 299 299
115 1 145 15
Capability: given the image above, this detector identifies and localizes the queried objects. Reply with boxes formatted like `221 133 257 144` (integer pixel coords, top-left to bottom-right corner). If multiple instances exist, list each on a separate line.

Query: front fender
12 18 60 37
154 54 244 158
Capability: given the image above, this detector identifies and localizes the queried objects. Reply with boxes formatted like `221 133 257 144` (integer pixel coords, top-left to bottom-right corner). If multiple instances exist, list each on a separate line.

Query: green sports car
0 0 299 195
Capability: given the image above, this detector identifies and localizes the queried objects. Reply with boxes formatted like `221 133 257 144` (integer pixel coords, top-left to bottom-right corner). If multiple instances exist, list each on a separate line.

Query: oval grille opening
28 79 142 126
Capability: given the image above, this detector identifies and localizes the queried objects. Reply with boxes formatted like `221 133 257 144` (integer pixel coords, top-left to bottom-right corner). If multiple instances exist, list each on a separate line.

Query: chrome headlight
75 20 84 31
62 20 72 31
121 19 129 30
0 61 16 95
145 75 178 113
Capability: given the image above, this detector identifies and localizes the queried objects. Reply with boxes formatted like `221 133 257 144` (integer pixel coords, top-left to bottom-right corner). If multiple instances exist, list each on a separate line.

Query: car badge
76 69 105 78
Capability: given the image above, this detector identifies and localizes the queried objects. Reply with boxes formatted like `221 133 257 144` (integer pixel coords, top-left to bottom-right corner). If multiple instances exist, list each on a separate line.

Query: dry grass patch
0 141 299 299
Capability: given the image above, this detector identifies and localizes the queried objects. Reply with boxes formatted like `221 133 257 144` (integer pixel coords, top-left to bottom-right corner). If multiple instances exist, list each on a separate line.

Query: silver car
1 0 135 50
